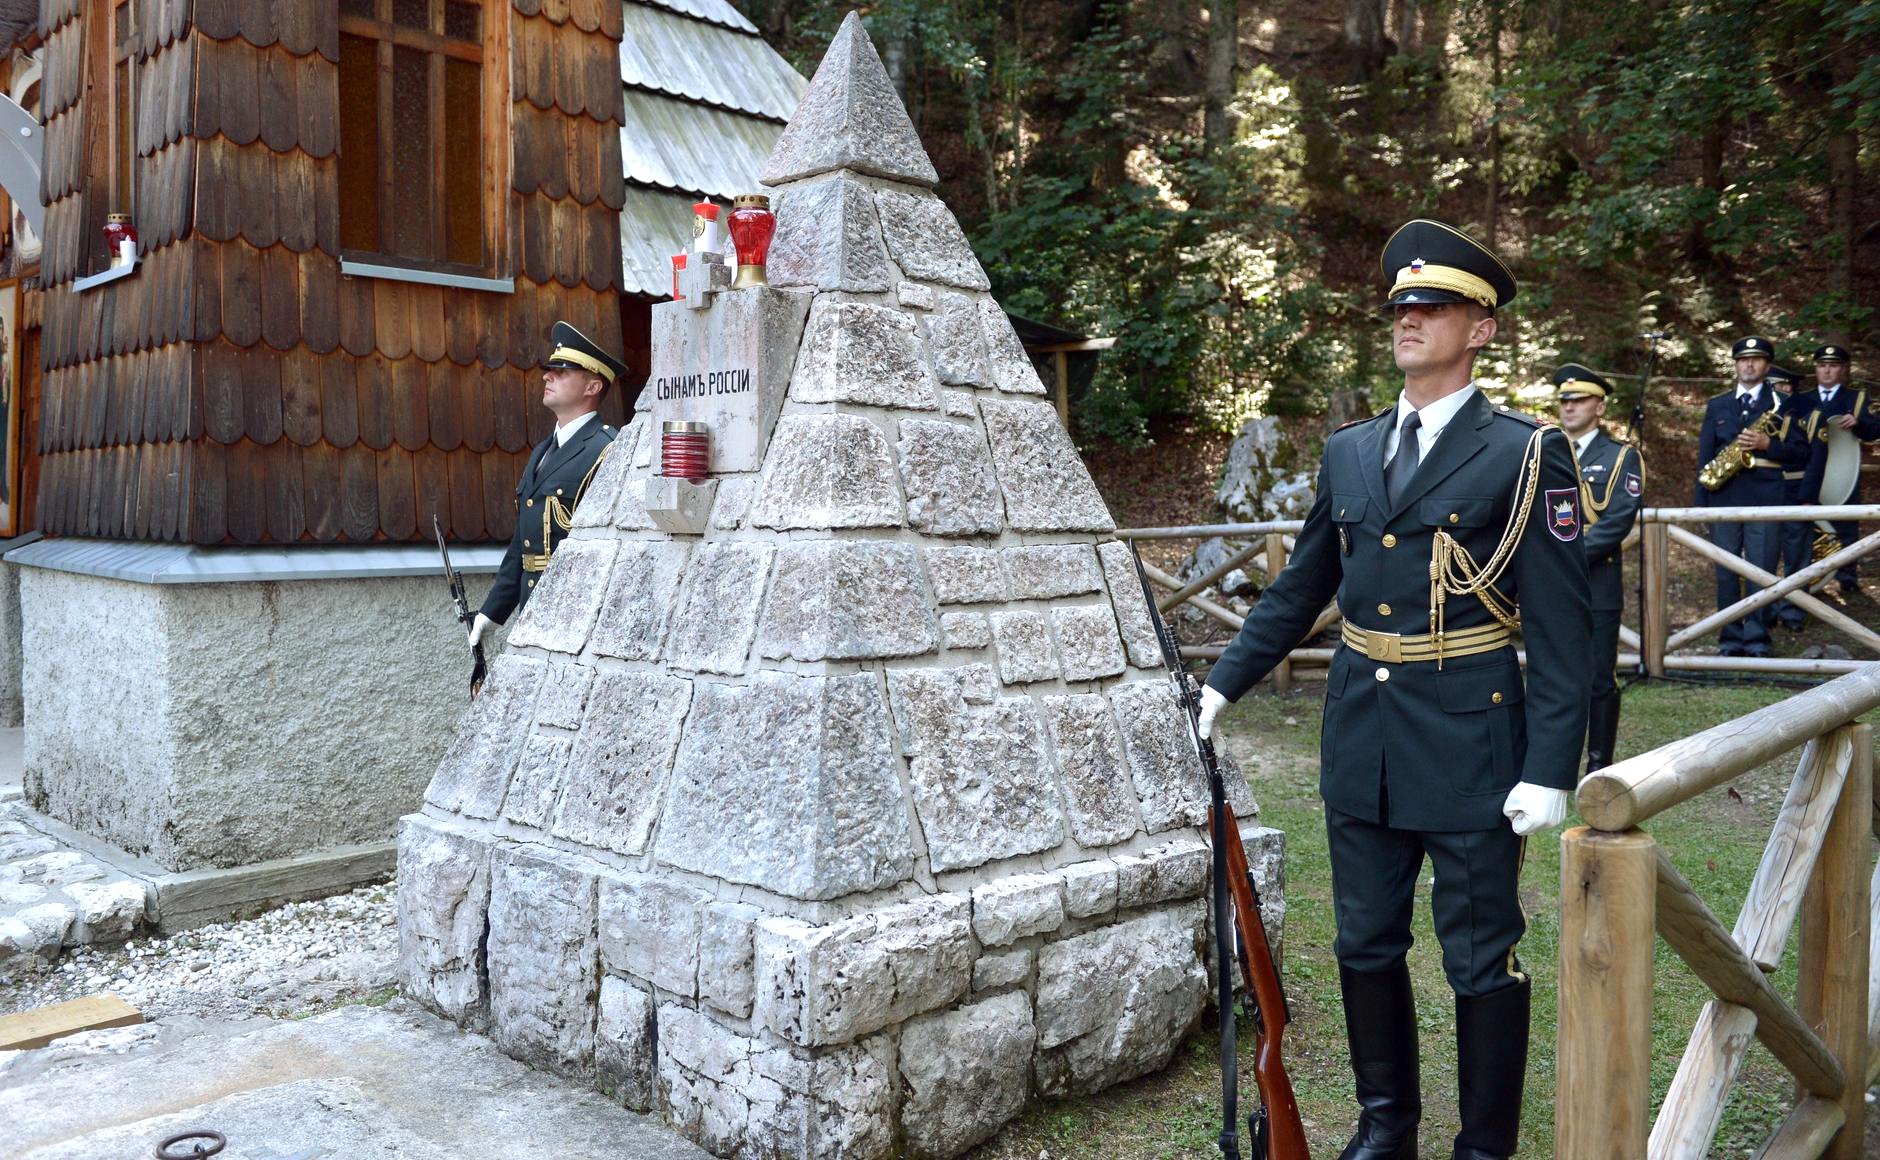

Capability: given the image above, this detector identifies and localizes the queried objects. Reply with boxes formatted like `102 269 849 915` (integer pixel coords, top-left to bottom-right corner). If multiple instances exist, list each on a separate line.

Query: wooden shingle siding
36 0 627 544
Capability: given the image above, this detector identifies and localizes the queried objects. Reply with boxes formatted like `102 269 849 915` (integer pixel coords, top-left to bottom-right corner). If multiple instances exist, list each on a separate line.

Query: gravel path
0 880 399 1023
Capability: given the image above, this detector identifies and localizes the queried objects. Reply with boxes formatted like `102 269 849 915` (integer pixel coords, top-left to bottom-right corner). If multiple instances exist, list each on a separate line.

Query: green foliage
748 0 1878 440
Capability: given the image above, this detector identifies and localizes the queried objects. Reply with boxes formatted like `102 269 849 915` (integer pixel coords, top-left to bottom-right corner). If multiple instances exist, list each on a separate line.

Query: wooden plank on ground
0 994 143 1051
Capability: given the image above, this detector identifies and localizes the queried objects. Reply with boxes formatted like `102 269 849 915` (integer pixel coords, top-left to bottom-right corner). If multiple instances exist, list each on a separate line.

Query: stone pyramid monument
397 13 1282 1158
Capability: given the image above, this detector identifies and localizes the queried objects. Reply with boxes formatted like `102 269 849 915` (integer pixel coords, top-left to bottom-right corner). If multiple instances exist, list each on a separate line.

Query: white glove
468 613 495 648
1197 685 1228 741
1502 782 1570 836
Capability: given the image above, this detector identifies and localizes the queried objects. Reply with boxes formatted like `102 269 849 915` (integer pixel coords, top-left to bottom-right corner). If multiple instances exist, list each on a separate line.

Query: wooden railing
1117 504 1880 681
1556 663 1880 1158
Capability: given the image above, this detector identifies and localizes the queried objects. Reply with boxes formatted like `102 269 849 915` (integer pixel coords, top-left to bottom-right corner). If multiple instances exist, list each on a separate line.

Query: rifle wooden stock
1216 804 1310 1159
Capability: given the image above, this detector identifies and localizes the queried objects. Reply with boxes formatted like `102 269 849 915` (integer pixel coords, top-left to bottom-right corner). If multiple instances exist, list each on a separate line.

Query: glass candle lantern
728 195 775 289
104 213 137 268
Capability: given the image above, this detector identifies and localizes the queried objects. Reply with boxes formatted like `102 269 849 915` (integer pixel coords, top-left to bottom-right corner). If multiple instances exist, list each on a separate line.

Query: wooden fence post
1642 521 1668 678
1266 532 1290 694
1558 826 1657 1159
1797 723 1873 1159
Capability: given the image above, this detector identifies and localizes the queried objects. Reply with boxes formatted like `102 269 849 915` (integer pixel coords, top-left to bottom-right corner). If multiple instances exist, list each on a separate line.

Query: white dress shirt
1819 385 1839 407
1384 383 1478 466
1573 428 1597 459
553 410 598 447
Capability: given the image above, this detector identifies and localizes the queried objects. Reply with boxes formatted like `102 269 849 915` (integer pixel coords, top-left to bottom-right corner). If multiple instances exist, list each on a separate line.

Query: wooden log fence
1116 503 1880 680
1559 664 1880 1159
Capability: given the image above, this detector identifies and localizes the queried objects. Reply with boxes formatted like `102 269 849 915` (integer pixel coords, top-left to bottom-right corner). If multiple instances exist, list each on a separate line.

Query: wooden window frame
336 0 510 280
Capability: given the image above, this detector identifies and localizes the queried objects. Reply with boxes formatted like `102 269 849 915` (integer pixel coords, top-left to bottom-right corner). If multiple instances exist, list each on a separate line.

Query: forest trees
744 0 1878 445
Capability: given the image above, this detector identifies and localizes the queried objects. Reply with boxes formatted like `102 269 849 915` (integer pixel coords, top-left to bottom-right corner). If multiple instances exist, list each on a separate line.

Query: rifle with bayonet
1129 542 1308 1160
434 516 487 699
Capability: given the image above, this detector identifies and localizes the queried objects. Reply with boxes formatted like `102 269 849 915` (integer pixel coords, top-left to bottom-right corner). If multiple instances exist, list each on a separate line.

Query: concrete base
1 1004 712 1159
16 567 489 872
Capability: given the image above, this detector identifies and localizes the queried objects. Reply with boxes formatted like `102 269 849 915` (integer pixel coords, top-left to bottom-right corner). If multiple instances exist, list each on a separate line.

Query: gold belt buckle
1364 630 1403 664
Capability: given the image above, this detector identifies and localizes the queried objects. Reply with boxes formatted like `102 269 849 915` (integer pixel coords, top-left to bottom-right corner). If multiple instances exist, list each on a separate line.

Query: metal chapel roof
618 0 806 296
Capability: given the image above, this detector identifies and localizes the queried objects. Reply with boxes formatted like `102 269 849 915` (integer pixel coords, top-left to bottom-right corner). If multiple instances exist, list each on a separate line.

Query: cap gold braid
1390 263 1498 309
548 345 615 382
1554 379 1607 399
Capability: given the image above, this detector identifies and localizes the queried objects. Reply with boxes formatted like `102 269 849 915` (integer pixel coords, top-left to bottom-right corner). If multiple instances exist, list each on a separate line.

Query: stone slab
599 874 712 996
1 1004 710 1159
990 610 1059 684
749 413 907 530
426 655 547 820
662 541 775 676
970 872 1065 946
979 296 1048 394
657 1002 897 1160
1000 544 1102 598
487 844 600 1076
506 538 617 656
896 418 1004 536
753 893 973 1046
551 672 694 858
1040 695 1143 849
924 545 1005 604
397 816 492 1027
1034 906 1207 1097
758 541 938 662
767 172 894 293
789 297 939 411
1097 540 1163 669
655 672 913 901
596 974 658 1113
759 11 938 188
872 188 991 290
1053 604 1128 682
979 397 1115 532
898 991 1035 1157
924 291 990 385
647 286 812 475
1107 679 1211 834
589 542 692 661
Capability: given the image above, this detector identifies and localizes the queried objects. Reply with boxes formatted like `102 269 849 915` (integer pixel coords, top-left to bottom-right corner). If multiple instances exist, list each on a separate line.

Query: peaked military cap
1812 344 1850 364
1552 363 1610 400
545 321 627 383
1730 335 1773 359
1379 219 1517 312
1763 364 1802 388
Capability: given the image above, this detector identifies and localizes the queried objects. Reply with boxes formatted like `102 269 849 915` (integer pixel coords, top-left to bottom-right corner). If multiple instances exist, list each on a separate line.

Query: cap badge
1410 258 1424 274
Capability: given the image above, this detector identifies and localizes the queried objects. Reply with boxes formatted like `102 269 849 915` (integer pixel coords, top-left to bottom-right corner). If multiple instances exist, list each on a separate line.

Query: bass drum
1813 424 1862 534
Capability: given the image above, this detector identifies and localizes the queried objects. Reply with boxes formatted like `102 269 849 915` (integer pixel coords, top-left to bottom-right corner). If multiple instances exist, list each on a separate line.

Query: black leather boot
1452 978 1530 1160
1337 962 1420 1160
1584 691 1621 775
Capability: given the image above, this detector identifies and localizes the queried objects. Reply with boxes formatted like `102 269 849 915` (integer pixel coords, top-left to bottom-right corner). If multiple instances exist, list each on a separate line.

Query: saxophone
1698 407 1779 491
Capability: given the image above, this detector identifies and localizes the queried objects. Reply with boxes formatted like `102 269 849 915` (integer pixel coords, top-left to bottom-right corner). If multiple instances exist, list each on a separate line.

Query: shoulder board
1489 403 1550 428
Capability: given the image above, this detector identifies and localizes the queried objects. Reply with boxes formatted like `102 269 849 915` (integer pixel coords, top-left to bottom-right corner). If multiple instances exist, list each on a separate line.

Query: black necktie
1386 411 1422 506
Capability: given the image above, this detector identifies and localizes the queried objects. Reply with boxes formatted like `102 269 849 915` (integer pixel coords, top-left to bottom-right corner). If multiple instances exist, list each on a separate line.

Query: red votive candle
661 421 710 483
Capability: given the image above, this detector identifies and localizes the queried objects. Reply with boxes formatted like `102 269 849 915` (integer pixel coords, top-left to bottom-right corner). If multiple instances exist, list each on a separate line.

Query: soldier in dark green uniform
469 321 623 646
1554 364 1643 774
1196 220 1590 1160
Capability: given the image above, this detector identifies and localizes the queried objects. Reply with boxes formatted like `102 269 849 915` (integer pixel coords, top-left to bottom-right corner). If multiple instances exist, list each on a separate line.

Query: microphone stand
1628 332 1663 682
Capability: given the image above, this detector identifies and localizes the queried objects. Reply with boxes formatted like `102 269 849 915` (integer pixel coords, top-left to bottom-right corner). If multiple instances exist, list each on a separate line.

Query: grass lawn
972 677 1880 1159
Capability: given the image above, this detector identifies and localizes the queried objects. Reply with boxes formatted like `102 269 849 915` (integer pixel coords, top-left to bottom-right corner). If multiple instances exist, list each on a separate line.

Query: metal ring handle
154 1129 227 1159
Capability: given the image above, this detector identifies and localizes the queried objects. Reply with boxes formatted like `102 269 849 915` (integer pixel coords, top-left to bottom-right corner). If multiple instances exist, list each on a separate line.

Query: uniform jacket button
1448 513 1459 523
1377 603 1391 616
1382 533 1397 547
556 488 564 496
1492 692 1504 704
523 539 531 548
526 498 535 507
527 579 535 588
1375 667 1390 682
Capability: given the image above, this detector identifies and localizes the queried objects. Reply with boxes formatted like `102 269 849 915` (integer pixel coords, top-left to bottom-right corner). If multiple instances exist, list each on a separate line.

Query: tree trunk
1203 0 1239 156
1826 54 1858 344
1481 3 1501 247
1146 0 1197 94
1343 0 1389 76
